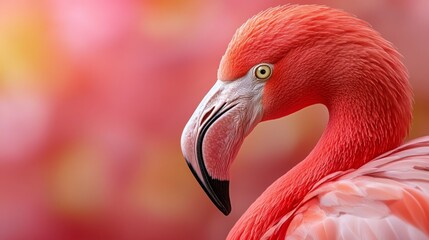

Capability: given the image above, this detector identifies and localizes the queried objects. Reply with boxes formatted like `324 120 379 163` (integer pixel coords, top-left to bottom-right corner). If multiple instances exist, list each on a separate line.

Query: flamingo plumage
181 5 429 239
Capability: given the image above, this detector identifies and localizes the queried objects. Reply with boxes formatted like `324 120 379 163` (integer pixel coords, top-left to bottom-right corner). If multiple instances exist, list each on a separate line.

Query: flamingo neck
228 67 412 239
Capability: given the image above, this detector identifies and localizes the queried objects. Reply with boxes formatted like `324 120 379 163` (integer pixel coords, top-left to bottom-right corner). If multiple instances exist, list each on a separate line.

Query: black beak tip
206 175 231 215
185 159 231 215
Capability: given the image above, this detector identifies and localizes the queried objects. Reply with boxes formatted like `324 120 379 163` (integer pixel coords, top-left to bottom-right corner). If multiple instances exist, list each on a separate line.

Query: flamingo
181 5 429 239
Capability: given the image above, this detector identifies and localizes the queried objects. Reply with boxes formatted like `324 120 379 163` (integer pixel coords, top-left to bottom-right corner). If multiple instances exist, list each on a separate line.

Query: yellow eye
254 64 272 80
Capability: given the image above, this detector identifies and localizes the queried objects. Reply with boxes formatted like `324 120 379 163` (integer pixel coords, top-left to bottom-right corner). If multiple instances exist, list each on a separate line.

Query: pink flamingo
181 5 429 239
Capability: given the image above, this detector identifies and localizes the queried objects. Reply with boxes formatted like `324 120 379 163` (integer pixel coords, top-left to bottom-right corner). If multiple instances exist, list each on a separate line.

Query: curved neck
228 71 412 239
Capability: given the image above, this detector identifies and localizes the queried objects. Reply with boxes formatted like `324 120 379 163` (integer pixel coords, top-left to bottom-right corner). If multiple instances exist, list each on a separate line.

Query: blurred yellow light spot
130 141 203 221
140 0 203 40
0 5 66 92
47 143 107 220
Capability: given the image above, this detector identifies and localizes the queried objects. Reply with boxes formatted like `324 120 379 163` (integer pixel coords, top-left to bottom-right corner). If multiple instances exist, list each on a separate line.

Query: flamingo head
181 5 407 215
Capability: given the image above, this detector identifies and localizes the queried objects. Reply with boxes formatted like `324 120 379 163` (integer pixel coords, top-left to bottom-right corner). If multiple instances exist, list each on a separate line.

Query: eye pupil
260 69 266 75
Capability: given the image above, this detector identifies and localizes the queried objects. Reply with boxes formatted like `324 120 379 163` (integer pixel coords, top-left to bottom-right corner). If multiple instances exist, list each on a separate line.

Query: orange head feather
217 5 369 80
218 5 409 125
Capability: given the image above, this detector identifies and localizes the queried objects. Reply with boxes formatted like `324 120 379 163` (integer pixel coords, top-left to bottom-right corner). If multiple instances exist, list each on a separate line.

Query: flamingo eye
254 64 272 80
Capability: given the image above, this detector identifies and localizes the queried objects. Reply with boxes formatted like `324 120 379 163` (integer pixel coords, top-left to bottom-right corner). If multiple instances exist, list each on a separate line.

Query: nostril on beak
200 107 214 126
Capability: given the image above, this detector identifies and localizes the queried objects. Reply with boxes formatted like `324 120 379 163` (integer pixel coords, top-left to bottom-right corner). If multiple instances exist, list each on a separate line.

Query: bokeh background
0 0 428 239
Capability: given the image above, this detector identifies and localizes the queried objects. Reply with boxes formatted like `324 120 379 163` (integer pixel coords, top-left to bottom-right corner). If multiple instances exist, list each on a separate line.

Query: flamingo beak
183 100 237 215
181 75 264 215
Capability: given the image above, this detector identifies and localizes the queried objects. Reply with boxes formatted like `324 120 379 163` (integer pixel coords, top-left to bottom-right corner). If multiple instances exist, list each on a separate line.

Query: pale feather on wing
262 136 429 240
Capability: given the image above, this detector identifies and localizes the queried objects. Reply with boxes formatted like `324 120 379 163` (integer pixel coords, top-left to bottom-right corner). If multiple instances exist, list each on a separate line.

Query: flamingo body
263 137 429 239
181 4 429 239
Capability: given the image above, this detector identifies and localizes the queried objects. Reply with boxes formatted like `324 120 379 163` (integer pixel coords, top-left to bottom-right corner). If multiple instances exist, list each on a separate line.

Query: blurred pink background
0 0 428 239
